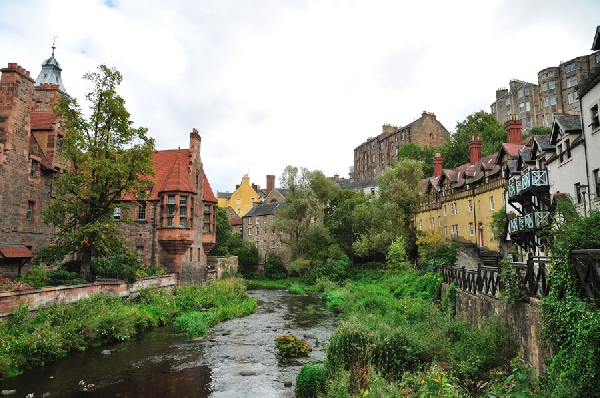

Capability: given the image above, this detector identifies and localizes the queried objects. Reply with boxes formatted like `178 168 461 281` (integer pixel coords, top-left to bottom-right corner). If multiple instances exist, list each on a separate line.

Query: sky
1 0 598 194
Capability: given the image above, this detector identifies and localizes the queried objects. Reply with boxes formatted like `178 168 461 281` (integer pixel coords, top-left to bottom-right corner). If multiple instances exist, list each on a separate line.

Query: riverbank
0 278 256 379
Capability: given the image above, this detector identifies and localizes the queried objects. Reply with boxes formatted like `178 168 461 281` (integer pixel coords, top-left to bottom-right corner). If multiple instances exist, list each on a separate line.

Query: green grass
0 278 256 379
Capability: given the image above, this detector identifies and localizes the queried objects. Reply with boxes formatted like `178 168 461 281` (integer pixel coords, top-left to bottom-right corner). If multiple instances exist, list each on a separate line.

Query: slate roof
243 202 285 218
217 191 233 199
0 243 34 259
532 135 553 152
30 111 57 130
551 115 582 145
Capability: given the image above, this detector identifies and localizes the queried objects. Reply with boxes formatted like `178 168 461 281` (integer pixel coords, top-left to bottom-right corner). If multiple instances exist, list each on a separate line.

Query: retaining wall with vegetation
0 274 179 317
441 283 550 376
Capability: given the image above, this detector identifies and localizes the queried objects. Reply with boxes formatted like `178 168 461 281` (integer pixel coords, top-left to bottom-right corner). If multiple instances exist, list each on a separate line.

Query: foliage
288 283 305 295
0 279 256 379
295 364 326 398
173 311 216 338
0 276 33 292
482 357 537 397
523 126 551 139
490 206 507 243
210 206 234 256
44 65 155 281
228 233 259 267
352 159 422 259
302 252 351 285
386 235 410 270
276 166 340 259
438 111 506 169
416 230 458 269
324 189 368 258
17 265 85 288
274 335 312 358
287 257 313 277
396 142 437 177
499 261 529 304
263 251 287 279
441 280 457 316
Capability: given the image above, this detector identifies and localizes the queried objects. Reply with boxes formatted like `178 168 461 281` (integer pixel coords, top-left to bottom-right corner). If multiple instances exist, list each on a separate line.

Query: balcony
158 228 195 255
508 211 550 235
507 169 549 200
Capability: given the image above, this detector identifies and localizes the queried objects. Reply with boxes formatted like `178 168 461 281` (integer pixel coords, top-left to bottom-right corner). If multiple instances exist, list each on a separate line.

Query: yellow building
217 174 261 217
417 136 507 253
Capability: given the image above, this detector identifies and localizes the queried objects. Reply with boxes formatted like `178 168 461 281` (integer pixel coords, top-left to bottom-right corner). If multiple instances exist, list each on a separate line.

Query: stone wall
0 274 179 317
442 283 550 375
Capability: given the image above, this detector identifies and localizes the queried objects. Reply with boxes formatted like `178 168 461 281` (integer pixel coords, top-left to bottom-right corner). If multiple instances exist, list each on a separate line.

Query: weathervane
52 34 58 56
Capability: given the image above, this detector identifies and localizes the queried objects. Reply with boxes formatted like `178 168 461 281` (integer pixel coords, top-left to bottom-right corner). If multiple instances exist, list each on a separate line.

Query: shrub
295 364 326 398
287 257 313 277
173 311 216 338
263 251 287 279
386 236 410 270
274 335 312 358
288 284 305 295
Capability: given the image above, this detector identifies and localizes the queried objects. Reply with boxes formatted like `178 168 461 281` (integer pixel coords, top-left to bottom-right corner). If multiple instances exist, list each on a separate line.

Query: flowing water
0 288 339 398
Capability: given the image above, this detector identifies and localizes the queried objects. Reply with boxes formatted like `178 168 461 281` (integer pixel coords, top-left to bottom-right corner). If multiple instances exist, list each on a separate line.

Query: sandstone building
352 111 450 182
0 52 217 282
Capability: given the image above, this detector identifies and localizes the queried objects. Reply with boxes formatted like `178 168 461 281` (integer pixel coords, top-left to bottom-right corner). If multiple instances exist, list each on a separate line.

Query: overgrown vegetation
0 278 256 379
274 335 312 358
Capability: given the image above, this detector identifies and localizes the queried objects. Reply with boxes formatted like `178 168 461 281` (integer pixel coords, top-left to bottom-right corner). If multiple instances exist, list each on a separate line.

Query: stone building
491 50 600 130
242 202 289 265
0 51 68 276
0 52 218 282
118 130 217 283
352 111 450 182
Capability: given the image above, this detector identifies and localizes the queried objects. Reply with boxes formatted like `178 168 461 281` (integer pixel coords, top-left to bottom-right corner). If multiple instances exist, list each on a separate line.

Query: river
0 288 339 398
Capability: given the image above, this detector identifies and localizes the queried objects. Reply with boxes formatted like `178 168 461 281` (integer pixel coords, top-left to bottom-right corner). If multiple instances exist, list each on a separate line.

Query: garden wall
0 274 179 317
441 283 550 376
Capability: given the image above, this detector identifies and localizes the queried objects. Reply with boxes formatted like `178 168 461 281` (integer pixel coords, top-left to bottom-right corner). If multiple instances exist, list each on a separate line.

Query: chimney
434 153 443 177
189 128 201 162
505 115 522 144
469 134 482 164
266 175 275 195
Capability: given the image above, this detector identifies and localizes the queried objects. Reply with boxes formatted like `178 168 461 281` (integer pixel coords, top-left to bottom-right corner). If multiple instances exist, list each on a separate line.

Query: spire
34 36 68 94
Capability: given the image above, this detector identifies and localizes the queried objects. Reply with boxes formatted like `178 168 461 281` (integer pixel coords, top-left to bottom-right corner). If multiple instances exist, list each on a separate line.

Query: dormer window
591 104 599 130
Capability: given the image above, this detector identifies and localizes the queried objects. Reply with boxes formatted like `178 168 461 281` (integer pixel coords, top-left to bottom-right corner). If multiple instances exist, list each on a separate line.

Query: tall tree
439 111 506 169
44 65 155 281
210 206 234 256
275 165 340 259
324 189 368 258
396 142 436 177
352 158 423 259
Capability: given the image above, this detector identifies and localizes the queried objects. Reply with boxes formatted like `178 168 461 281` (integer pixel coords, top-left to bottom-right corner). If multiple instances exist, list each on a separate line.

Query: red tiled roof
0 244 34 259
156 149 196 194
203 174 217 203
229 217 242 226
502 143 525 158
31 111 57 130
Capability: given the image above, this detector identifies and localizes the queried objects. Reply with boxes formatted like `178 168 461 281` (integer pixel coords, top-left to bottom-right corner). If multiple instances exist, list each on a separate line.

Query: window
26 201 34 222
524 87 530 96
271 239 275 249
575 183 584 204
568 93 574 104
443 205 447 216
565 139 571 159
179 197 187 228
506 98 510 106
248 217 252 224
56 136 62 152
430 218 434 229
519 102 525 113
136 246 144 262
438 216 442 227
594 169 600 196
256 216 260 224
469 222 474 236
527 117 532 129
551 94 557 105
596 54 600 64
544 97 549 107
255 226 260 235
526 102 531 112
542 82 547 91
444 226 448 236
264 216 267 224
138 205 146 220
237 208 240 215
167 195 175 227
248 227 252 236
451 203 457 215
591 104 599 129
518 89 523 98
113 207 121 220
236 199 240 204
548 71 554 77
468 200 473 213
30 160 38 178
549 80 555 90
490 196 495 211
203 205 211 232
419 219 423 230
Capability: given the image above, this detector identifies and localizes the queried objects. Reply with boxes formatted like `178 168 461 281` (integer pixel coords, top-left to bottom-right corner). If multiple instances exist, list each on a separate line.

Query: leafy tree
324 189 368 259
228 234 259 267
43 65 155 281
352 159 423 260
211 206 234 256
396 142 436 177
275 166 340 259
439 111 506 169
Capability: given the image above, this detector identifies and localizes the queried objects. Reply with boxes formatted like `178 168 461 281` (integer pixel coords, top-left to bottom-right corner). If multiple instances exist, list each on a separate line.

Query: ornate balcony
508 169 549 200
508 211 550 235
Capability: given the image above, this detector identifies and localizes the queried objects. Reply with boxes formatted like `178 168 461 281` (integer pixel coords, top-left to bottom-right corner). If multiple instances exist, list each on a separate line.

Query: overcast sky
1 0 598 193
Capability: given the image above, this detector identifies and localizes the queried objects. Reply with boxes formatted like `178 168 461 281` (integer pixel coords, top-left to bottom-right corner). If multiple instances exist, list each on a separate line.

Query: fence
440 250 600 303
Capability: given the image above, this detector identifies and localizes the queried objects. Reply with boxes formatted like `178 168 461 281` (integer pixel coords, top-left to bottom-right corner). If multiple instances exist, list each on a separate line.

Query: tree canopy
438 111 506 169
44 65 156 281
396 142 436 177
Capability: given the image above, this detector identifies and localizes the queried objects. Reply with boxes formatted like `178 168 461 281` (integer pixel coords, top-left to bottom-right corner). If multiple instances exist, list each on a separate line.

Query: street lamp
580 184 589 217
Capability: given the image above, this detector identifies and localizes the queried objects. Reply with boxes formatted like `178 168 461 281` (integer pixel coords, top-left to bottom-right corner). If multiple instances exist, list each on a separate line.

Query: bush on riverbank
0 278 256 379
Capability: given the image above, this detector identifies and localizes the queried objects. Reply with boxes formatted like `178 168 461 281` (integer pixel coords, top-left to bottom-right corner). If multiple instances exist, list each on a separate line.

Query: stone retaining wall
442 283 550 375
0 274 179 317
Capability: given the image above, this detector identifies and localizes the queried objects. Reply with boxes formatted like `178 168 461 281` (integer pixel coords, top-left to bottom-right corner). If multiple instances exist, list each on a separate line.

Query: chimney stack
266 174 275 195
505 115 523 144
469 134 482 164
434 153 443 177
